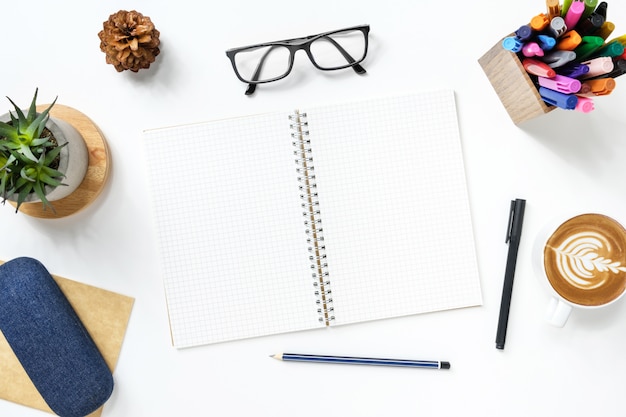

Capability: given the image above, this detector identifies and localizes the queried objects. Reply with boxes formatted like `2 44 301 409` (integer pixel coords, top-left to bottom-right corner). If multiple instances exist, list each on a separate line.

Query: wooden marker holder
479 37 555 125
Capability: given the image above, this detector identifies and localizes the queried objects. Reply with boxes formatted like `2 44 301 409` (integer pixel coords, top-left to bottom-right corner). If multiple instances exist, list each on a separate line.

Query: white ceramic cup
532 213 626 327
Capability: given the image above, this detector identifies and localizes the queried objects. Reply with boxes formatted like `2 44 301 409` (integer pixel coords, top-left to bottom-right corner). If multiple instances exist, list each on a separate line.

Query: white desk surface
3 1 626 416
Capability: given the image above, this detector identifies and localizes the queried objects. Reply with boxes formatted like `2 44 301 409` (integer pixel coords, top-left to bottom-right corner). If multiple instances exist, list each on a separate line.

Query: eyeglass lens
233 28 366 83
309 29 366 69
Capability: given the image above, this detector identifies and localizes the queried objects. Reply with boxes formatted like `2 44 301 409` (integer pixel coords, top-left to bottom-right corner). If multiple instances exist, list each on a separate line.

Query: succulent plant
0 89 66 212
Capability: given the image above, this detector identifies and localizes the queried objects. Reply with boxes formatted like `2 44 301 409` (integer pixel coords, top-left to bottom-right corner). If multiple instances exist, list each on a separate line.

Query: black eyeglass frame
225 25 370 95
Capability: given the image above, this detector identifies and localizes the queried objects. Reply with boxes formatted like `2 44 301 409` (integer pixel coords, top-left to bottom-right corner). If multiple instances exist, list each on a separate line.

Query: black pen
495 199 526 350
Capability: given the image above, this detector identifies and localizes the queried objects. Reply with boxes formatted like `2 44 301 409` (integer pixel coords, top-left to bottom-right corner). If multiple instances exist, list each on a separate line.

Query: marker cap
543 50 577 68
502 37 523 53
522 42 544 57
596 21 615 40
604 58 626 78
574 36 605 60
539 86 578 109
580 77 616 95
537 35 556 51
516 25 533 41
594 41 625 58
593 1 608 19
557 63 589 78
531 14 550 31
580 56 614 78
549 17 568 38
564 0 585 29
522 58 556 78
582 0 599 18
556 30 582 51
547 0 561 20
574 96 594 113
538 74 582 93
576 13 605 37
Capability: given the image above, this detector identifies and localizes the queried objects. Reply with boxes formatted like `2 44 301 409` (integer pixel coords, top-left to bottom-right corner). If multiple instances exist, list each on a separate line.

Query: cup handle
545 297 572 327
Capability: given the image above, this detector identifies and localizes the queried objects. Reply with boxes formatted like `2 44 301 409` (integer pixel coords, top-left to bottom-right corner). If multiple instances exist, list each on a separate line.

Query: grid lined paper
306 91 482 325
144 113 320 347
143 90 482 348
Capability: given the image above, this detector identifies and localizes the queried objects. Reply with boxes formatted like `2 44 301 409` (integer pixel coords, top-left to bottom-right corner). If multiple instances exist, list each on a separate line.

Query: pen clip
506 200 516 244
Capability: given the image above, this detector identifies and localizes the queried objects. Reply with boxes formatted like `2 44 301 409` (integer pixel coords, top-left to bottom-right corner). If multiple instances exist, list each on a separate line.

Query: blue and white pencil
271 353 450 369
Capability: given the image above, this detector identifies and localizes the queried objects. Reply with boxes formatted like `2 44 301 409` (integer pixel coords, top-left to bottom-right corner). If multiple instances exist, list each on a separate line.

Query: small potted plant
0 89 88 213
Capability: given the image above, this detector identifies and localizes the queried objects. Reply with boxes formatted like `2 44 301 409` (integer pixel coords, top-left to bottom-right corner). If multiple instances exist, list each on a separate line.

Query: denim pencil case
0 257 113 417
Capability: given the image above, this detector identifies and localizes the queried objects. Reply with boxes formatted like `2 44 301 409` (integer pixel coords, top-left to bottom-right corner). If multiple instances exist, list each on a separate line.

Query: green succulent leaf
6 96 28 127
31 136 51 147
27 88 39 124
18 143 38 162
0 89 63 212
44 142 66 163
0 121 18 141
39 172 64 187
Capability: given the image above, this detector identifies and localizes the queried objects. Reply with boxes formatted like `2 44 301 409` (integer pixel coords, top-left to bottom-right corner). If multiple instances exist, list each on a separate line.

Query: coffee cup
533 213 626 327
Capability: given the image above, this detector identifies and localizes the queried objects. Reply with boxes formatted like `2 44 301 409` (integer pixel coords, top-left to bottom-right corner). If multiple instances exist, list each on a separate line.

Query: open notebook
143 90 482 348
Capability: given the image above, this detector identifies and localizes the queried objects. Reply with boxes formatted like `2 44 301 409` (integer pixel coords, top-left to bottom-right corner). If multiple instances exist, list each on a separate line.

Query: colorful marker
575 11 605 36
573 36 604 60
596 21 615 40
574 96 595 113
531 14 551 31
581 0 599 19
537 34 556 51
556 31 582 50
593 1 608 20
579 77 616 95
546 0 561 20
561 0 575 17
523 42 544 57
549 17 568 38
516 25 533 41
564 0 585 30
502 36 524 53
597 58 626 79
557 63 590 78
538 74 582 93
580 56 614 78
542 50 577 68
523 58 556 78
539 86 578 109
593 41 625 58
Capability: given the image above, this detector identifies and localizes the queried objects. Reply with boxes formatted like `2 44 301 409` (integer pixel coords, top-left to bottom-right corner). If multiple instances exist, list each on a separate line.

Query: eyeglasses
225 25 370 95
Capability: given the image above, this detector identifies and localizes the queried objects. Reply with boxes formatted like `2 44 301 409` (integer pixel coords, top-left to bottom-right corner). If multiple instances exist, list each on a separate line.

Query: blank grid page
306 91 482 325
143 113 320 347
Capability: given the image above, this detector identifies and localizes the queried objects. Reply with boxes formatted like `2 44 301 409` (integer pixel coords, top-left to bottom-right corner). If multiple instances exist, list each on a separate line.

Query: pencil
271 353 450 369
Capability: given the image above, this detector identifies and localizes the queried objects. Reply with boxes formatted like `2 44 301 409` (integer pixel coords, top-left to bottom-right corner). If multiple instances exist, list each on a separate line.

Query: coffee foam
544 214 626 306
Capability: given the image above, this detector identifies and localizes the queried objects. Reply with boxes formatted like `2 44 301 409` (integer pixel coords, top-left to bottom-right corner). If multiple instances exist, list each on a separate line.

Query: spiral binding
289 110 334 325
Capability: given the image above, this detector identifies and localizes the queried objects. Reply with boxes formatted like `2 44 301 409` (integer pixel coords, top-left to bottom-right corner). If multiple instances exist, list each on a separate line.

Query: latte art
544 214 626 307
552 232 626 290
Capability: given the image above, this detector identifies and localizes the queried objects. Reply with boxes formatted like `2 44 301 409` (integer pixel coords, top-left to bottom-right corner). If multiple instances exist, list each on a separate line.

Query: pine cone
98 10 160 72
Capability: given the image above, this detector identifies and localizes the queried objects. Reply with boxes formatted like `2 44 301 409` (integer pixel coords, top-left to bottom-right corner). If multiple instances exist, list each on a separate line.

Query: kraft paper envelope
0 261 134 417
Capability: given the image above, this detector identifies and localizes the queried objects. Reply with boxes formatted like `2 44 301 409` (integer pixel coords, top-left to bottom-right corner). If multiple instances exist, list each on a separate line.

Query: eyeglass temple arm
246 45 282 95
245 36 366 95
